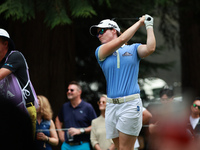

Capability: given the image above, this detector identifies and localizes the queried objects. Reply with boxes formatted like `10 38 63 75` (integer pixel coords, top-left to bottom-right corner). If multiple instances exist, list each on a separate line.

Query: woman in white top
90 94 115 150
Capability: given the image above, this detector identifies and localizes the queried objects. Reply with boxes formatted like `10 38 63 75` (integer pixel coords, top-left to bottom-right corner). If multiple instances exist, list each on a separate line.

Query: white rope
36 123 197 132
36 125 151 132
37 128 76 132
22 80 30 99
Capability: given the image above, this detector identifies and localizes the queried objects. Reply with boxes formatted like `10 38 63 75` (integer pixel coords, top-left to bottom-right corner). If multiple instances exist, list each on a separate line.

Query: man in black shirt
0 28 38 137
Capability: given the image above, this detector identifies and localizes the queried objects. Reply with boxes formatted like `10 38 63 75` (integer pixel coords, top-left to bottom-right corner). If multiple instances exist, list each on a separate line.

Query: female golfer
89 14 156 150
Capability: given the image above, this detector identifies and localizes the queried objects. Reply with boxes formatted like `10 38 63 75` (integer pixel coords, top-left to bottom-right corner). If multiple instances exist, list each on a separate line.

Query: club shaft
112 18 139 21
112 17 151 21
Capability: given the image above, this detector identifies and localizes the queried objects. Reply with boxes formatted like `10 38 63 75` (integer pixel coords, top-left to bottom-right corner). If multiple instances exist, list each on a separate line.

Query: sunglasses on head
96 28 112 37
193 104 200 109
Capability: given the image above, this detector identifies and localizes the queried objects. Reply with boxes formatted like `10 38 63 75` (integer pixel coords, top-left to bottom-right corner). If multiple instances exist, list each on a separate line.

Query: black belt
26 102 33 108
66 141 88 146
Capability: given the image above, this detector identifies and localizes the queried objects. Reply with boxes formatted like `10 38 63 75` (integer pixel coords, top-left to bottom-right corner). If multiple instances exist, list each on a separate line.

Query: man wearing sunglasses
55 81 97 150
187 97 200 138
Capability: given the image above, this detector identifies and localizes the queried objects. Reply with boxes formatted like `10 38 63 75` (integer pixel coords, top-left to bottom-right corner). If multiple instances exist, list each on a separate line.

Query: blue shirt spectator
55 81 97 150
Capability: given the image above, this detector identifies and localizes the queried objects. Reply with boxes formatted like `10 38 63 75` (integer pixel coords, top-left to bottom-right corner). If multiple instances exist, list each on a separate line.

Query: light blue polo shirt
95 44 141 98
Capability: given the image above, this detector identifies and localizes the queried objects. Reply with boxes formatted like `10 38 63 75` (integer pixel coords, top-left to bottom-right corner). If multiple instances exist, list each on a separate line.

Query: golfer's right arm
98 15 145 60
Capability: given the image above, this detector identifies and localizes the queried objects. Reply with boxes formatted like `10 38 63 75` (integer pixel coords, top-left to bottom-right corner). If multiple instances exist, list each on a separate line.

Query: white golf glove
144 14 153 29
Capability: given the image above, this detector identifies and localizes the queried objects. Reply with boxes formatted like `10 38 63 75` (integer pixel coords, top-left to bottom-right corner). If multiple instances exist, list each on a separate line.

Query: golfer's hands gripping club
144 14 153 29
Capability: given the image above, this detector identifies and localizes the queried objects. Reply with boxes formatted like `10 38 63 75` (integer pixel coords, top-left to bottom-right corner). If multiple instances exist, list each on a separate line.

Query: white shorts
105 98 143 139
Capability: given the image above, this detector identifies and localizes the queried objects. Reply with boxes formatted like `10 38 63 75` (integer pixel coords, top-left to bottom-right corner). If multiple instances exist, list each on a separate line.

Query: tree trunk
179 0 200 101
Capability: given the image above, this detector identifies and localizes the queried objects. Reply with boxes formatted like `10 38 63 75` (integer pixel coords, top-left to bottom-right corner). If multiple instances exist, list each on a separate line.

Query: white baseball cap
90 19 120 36
0 29 10 38
0 28 15 50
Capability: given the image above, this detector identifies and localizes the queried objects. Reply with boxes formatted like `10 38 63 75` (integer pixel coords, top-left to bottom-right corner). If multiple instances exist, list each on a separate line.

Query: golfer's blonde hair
37 95 53 120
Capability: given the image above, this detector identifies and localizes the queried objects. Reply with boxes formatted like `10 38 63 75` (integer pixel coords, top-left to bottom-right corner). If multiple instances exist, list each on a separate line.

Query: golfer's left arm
137 15 156 58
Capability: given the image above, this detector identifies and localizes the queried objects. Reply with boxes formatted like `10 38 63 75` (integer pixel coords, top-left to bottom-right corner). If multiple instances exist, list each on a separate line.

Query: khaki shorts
105 98 142 139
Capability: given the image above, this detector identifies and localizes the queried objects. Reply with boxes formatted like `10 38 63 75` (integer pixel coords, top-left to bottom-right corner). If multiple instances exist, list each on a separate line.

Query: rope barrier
36 125 158 132
36 123 196 132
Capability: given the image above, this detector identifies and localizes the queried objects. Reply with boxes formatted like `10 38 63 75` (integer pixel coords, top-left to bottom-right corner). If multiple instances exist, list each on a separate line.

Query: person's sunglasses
193 104 200 109
97 101 106 105
96 28 112 37
67 89 74 92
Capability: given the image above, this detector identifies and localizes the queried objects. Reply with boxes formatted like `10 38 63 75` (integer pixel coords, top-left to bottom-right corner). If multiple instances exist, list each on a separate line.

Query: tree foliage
0 0 35 22
0 0 107 28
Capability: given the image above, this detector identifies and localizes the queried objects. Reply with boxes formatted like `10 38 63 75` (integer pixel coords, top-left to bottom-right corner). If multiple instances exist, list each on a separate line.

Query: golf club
112 17 151 21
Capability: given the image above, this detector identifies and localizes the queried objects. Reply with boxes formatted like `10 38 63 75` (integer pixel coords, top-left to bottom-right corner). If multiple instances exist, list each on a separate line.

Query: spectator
148 88 175 134
142 108 152 125
187 97 200 138
35 95 59 150
0 28 38 136
159 88 174 104
148 88 192 150
55 81 97 150
137 107 152 150
90 94 115 150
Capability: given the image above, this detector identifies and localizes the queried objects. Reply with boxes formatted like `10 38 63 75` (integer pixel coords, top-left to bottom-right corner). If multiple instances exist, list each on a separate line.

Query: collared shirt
58 100 97 142
95 43 141 98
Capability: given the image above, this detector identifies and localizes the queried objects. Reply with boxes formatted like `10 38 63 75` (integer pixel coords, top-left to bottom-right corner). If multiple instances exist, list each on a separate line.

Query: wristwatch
80 128 85 134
